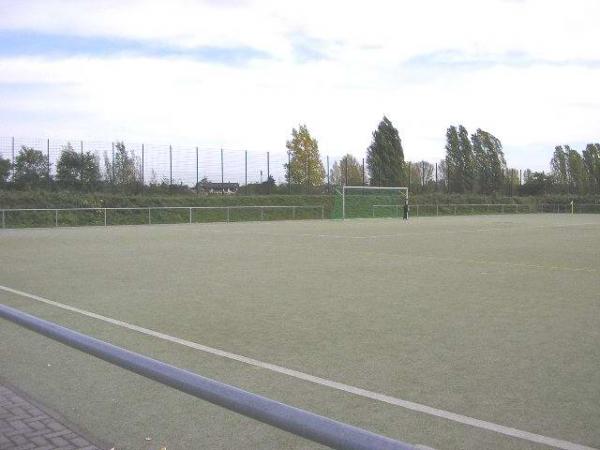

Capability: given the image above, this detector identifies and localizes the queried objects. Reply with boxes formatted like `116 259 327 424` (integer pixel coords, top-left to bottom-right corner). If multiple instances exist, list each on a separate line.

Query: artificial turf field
1 214 599 450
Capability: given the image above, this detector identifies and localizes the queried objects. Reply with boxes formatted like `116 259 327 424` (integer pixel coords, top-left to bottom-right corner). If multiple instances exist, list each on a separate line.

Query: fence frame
539 203 600 214
0 304 414 450
0 205 326 229
371 203 535 218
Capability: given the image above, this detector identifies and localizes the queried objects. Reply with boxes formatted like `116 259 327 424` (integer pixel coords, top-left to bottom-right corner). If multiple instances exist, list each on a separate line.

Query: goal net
332 186 409 219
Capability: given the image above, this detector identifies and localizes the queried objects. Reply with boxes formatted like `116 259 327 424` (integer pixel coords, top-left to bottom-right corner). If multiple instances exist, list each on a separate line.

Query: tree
285 125 325 186
457 125 475 192
471 131 488 193
551 146 569 193
104 141 142 187
566 147 585 194
366 116 405 186
471 129 506 193
582 143 600 194
80 151 101 188
0 155 10 184
56 143 101 189
445 126 462 192
14 146 50 186
436 159 447 191
505 167 520 196
56 143 80 186
520 171 553 196
405 161 421 191
412 160 435 191
330 154 363 186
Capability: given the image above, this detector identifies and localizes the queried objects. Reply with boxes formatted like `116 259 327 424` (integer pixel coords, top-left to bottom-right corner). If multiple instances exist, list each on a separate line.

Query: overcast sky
0 0 598 171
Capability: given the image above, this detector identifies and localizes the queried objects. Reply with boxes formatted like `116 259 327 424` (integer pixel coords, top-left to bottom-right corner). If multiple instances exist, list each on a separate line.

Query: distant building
197 182 239 194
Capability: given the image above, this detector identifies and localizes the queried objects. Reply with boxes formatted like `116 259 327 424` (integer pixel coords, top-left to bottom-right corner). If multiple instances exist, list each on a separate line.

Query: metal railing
372 203 535 218
0 304 415 450
539 203 600 214
0 205 326 229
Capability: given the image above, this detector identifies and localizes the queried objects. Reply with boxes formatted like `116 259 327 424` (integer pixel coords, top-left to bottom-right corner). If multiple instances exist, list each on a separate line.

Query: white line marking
0 284 596 450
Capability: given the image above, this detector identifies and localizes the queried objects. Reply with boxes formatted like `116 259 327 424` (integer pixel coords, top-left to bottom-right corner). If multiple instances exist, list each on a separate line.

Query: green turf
1 214 599 450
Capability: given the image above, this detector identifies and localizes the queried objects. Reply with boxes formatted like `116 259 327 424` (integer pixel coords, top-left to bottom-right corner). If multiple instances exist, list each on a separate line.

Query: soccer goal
333 186 409 219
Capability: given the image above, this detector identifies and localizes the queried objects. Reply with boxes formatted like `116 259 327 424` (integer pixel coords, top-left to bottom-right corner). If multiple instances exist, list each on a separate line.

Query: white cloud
0 0 599 171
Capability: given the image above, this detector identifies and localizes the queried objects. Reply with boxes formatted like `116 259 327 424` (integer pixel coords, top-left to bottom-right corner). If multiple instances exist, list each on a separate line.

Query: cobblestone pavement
0 383 106 450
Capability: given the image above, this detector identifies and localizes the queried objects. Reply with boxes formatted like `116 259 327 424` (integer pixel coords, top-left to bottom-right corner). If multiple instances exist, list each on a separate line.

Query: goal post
333 186 409 219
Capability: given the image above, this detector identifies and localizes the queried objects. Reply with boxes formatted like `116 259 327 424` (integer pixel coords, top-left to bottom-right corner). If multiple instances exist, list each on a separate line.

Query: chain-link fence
0 136 539 197
0 136 358 194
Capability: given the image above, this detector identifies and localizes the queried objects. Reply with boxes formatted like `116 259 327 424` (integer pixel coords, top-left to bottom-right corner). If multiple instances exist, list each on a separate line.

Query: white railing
372 203 535 218
539 203 600 214
0 205 325 229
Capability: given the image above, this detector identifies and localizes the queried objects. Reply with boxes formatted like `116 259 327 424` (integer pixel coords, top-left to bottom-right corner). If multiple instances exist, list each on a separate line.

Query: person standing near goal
403 200 409 220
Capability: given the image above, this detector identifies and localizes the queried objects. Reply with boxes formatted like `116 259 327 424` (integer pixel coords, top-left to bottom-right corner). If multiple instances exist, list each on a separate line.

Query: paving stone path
0 384 105 450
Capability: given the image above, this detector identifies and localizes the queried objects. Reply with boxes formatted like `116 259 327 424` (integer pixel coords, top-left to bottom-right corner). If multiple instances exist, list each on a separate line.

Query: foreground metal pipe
0 304 415 450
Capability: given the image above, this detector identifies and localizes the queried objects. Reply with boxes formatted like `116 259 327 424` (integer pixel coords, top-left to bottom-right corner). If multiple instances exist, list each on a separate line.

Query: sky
0 0 599 172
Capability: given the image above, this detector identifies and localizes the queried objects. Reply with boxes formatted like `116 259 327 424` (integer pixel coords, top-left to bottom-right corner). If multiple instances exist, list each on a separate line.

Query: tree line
285 118 599 196
1 118 598 196
0 142 147 192
286 118 515 195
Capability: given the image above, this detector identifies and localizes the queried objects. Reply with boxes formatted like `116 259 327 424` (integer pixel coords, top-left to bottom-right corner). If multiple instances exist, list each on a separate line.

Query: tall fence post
288 151 291 193
169 145 173 186
362 158 365 186
446 157 450 194
196 147 199 195
326 156 330 192
519 169 522 187
47 139 50 186
2 210 5 229
436 204 439 216
104 208 107 226
306 160 310 195
267 151 270 193
148 208 151 225
344 158 348 186
111 142 115 184
189 207 192 224
55 209 58 227
435 163 438 192
220 148 224 195
80 141 84 183
321 205 324 220
141 144 145 195
245 150 248 190
11 137 15 182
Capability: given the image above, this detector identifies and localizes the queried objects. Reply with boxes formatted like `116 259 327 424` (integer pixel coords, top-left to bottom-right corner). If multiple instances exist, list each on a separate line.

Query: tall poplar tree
366 116 405 186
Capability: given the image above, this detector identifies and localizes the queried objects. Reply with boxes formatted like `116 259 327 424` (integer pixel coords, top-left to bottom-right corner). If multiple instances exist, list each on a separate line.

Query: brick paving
0 383 106 450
